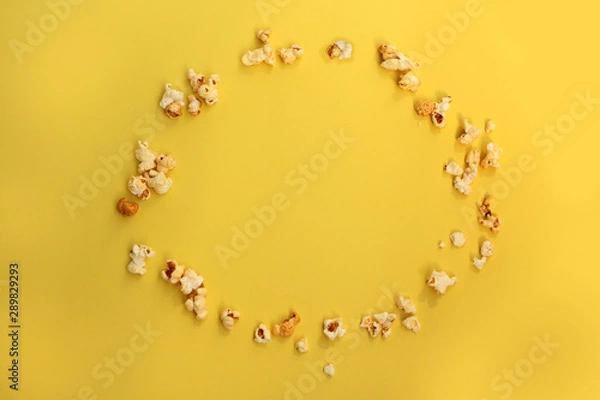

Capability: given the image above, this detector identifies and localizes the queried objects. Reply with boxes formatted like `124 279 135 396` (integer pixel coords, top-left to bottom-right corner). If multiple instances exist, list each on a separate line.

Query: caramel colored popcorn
402 316 421 333
450 231 467 248
323 318 346 341
480 240 494 257
254 323 271 344
242 45 276 66
278 44 305 64
479 195 502 233
126 244 155 275
431 96 452 128
415 100 436 116
327 40 352 60
396 296 417 314
426 270 458 295
458 119 482 145
273 312 301 337
295 337 309 353
127 175 151 200
159 84 185 119
221 309 241 330
481 142 502 168
257 29 271 44
187 94 201 116
117 197 138 216
398 71 421 92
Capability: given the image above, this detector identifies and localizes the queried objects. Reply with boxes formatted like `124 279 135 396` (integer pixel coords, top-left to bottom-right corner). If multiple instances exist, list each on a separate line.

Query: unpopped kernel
450 231 467 248
126 244 155 275
273 312 301 337
159 83 185 119
426 270 458 295
481 143 502 168
457 119 482 145
254 324 272 344
278 44 305 64
323 318 346 341
479 195 502 233
402 316 421 333
327 40 352 60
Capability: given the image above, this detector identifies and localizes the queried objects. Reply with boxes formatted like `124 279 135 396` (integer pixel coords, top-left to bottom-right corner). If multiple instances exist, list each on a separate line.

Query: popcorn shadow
417 263 442 308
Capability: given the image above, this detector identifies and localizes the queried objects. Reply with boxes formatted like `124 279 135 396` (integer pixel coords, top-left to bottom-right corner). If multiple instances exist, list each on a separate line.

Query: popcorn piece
127 175 151 200
479 194 502 233
402 316 421 333
450 231 467 248
453 149 480 195
398 71 421 92
187 94 202 116
126 244 155 275
179 269 204 295
185 288 208 320
473 256 487 270
378 44 400 61
323 364 335 377
458 119 482 145
161 259 185 284
278 44 305 64
486 119 496 133
155 154 177 174
117 197 138 216
256 29 271 44
396 296 417 314
438 241 445 249
378 45 420 71
415 100 436 116
323 318 346 341
480 240 494 257
135 141 157 173
327 40 352 60
198 74 220 106
374 312 397 338
187 69 205 92
444 161 463 176
254 323 271 344
431 96 452 128
295 338 309 353
360 316 382 338
147 171 173 195
426 270 458 295
481 142 502 168
272 311 301 337
221 309 241 330
242 45 276 66
159 84 185 119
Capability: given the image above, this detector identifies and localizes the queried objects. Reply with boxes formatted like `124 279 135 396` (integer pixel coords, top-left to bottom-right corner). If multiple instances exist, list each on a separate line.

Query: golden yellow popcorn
323 318 346 341
480 240 494 257
242 45 276 66
127 175 151 200
257 29 271 44
486 119 496 133
272 311 300 337
147 171 173 195
327 40 352 60
426 270 458 295
473 256 487 270
161 259 185 284
254 324 271 344
187 94 202 116
278 44 305 64
449 231 467 248
396 296 417 314
117 197 138 217
431 96 452 128
159 83 185 119
135 141 157 173
457 119 482 145
481 143 502 168
220 309 240 330
323 364 335 377
479 195 502 233
402 316 421 333
126 244 155 275
295 338 309 353
398 71 421 92
443 161 463 176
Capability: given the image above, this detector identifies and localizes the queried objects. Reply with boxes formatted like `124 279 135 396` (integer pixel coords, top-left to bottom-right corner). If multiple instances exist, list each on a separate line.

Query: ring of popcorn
426 270 458 295
295 338 309 353
272 311 301 337
479 195 502 233
220 309 240 330
159 83 185 119
126 244 155 275
254 324 271 344
117 197 138 216
402 316 421 333
323 318 346 341
327 40 352 60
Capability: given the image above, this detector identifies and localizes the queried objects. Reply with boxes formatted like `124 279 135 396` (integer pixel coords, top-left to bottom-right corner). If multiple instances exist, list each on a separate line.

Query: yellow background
1 0 599 399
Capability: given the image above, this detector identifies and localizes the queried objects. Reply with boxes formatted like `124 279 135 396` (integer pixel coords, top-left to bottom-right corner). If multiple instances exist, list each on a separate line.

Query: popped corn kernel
360 316 382 338
117 197 138 217
126 244 155 275
179 269 204 295
221 309 241 330
458 119 482 145
439 241 446 249
396 296 417 314
431 96 452 128
374 312 397 338
256 29 271 44
273 312 301 337
453 149 480 195
135 141 157 173
147 171 173 195
402 316 421 333
254 323 271 344
486 119 496 133
198 74 220 106
480 240 494 257
327 40 352 60
479 195 502 233
473 256 487 270
378 44 400 61
398 71 421 92
155 154 177 174
481 142 503 168
159 84 185 119
187 94 202 116
185 288 208 320
127 175 151 200
443 161 464 176
295 337 309 353
380 54 420 72
426 270 458 295
323 318 346 341
415 100 436 116
278 44 305 64
450 231 467 248
161 259 185 284
187 69 205 91
323 364 335 377
242 45 275 66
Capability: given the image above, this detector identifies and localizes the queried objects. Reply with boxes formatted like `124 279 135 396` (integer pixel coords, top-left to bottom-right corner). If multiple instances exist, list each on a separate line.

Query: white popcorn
256 29 271 44
242 45 276 66
327 40 352 60
147 171 173 195
278 44 305 64
135 141 157 173
481 142 502 168
426 270 458 295
439 241 445 249
379 45 420 71
159 83 185 119
127 175 151 200
179 269 203 295
374 312 397 338
161 259 185 284
323 318 346 341
323 364 335 377
185 291 208 320
473 256 487 270
295 338 309 353
396 296 417 314
453 149 480 195
254 324 271 344
458 119 482 145
187 95 201 116
443 161 463 176
402 316 421 333
126 244 155 275
155 154 177 174
486 119 496 133
398 71 421 92
220 309 240 330
432 96 452 128
198 74 220 106
479 195 502 233
360 316 382 338
187 68 205 92
480 240 494 257
450 231 467 248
